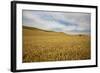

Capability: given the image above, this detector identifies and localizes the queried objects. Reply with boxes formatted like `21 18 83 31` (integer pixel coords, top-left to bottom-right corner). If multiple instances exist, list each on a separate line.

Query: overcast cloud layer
22 10 91 35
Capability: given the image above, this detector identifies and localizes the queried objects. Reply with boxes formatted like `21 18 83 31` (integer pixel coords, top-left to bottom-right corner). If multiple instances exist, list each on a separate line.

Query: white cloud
22 10 91 35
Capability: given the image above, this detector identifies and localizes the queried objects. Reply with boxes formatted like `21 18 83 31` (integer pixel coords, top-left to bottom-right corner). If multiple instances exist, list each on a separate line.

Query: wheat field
22 26 91 63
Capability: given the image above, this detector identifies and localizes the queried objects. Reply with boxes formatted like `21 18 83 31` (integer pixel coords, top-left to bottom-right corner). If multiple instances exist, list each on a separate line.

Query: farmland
22 26 91 63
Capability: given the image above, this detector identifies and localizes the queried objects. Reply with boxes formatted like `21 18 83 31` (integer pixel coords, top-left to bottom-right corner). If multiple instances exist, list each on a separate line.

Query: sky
22 10 91 35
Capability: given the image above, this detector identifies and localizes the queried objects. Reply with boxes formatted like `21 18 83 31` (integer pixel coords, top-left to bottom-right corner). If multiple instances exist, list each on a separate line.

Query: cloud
22 10 91 35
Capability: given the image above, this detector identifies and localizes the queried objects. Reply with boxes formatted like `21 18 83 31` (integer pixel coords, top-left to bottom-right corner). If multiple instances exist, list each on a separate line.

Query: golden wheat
22 26 91 63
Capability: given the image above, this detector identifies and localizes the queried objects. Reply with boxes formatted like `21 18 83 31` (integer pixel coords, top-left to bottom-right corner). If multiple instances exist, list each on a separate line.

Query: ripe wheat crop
22 26 91 63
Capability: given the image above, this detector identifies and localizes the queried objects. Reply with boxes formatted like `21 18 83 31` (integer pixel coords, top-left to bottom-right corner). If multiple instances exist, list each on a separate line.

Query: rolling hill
22 26 91 63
